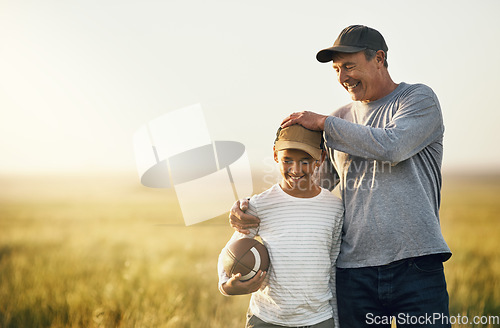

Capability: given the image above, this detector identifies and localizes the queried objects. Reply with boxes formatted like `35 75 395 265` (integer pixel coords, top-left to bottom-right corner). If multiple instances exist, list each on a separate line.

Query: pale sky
1 0 499 175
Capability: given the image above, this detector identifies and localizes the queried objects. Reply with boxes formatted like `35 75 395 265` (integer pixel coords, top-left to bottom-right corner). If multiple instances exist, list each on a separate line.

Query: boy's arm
329 207 344 328
328 224 342 294
220 270 267 296
217 231 251 295
218 208 262 296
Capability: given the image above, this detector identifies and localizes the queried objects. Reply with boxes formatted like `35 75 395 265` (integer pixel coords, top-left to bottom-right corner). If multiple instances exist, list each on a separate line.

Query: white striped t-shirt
218 184 344 327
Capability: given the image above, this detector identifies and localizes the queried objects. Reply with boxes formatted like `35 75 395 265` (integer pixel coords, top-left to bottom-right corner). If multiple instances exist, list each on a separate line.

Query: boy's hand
229 199 260 234
221 271 267 295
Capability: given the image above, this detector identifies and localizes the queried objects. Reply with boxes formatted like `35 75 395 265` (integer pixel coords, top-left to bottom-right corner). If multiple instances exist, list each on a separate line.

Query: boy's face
274 148 320 193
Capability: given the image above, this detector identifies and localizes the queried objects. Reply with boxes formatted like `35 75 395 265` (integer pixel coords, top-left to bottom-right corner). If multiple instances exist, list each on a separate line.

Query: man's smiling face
332 51 385 103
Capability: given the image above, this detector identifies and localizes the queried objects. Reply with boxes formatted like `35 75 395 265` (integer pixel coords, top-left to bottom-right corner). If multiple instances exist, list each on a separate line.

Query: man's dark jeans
336 254 451 328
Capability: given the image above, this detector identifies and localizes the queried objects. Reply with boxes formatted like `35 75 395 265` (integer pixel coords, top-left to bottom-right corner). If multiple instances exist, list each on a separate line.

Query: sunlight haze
1 0 499 175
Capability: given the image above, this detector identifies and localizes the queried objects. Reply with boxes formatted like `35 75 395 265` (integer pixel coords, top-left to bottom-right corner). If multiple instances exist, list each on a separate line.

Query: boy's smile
274 148 322 198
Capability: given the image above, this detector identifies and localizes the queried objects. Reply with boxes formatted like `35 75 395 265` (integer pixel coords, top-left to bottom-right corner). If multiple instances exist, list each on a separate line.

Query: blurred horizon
2 168 500 204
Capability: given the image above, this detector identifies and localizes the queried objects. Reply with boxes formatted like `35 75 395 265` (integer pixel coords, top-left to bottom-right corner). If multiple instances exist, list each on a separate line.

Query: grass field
0 172 499 327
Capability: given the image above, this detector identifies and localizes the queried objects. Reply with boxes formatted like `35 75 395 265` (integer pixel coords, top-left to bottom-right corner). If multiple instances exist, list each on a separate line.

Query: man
230 25 452 327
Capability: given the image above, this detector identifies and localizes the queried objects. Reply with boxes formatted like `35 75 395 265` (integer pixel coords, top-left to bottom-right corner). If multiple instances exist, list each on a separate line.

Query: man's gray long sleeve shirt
321 82 451 268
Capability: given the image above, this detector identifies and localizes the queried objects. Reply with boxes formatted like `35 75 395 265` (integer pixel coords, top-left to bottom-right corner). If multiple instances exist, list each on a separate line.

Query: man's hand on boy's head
229 199 260 234
281 111 328 131
222 270 267 295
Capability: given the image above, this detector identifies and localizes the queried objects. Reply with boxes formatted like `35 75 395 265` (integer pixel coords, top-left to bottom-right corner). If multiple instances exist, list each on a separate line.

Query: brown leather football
222 238 270 281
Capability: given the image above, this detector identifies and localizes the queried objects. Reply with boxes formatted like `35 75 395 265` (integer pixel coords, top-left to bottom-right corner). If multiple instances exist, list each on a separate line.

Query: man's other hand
229 199 260 234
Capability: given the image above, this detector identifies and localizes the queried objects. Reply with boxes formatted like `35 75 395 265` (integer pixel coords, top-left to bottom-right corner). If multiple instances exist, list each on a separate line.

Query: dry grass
440 175 500 327
0 172 499 327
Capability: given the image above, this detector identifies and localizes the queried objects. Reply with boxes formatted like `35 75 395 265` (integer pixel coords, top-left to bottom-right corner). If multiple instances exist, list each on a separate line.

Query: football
222 238 270 281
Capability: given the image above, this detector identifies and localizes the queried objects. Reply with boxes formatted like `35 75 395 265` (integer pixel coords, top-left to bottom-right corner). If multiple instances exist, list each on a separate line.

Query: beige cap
274 125 323 160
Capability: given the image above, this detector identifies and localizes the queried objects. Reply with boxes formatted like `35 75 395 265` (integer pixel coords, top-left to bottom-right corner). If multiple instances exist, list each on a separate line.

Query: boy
217 124 344 328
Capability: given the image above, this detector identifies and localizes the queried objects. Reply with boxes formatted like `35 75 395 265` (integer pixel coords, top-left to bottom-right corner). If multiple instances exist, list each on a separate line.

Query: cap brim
275 140 322 161
316 45 366 63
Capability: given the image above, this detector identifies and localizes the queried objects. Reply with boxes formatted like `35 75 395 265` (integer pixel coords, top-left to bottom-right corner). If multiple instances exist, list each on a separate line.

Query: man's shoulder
398 82 436 99
330 83 437 116
394 83 442 113
331 102 355 117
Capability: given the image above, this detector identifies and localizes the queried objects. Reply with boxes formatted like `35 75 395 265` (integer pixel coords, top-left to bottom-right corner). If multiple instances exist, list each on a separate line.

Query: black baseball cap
316 25 388 63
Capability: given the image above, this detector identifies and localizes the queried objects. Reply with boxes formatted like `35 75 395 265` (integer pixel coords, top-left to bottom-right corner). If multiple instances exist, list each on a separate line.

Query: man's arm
282 86 443 164
323 99 442 164
229 199 260 234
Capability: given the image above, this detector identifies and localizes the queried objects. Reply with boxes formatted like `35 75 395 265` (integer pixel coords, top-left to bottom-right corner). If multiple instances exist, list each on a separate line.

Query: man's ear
375 50 386 67
273 146 278 163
